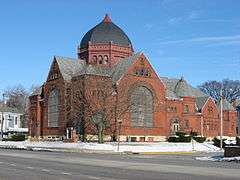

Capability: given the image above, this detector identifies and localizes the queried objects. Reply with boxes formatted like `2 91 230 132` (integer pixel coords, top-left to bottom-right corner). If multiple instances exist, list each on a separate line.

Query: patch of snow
224 139 236 145
0 141 221 153
196 156 240 162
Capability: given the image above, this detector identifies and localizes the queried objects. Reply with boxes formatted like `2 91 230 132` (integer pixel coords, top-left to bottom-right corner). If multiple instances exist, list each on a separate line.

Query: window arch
131 86 153 127
98 55 103 64
93 55 97 64
48 89 60 127
171 119 180 134
103 55 108 64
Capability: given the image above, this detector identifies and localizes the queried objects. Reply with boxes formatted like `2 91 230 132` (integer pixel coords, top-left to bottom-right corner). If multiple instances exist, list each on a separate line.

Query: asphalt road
0 149 239 180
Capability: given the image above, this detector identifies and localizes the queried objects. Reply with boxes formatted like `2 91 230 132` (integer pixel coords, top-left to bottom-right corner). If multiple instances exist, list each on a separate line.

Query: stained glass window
48 89 60 127
131 86 153 127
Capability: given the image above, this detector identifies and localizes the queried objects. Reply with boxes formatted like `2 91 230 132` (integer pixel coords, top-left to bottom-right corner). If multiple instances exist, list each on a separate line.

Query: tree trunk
98 124 104 144
80 117 86 142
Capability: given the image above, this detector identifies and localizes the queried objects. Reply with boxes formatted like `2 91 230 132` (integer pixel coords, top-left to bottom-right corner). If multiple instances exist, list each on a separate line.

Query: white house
0 106 28 136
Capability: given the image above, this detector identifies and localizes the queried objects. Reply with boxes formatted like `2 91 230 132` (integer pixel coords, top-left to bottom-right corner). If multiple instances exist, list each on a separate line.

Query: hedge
168 131 206 143
236 136 240 146
168 131 192 143
3 134 26 141
193 136 206 143
213 137 227 148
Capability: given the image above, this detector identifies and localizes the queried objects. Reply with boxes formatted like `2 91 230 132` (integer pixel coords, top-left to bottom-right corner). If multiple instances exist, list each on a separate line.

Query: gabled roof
196 96 210 111
54 56 85 81
217 98 235 111
111 52 142 83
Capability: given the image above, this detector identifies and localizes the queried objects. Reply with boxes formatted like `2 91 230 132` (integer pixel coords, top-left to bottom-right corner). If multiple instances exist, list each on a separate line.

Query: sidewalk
0 141 221 154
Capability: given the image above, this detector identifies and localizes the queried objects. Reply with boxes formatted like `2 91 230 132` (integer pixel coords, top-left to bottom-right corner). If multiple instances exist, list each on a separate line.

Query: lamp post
1 93 6 140
220 88 223 150
117 120 122 152
112 84 118 142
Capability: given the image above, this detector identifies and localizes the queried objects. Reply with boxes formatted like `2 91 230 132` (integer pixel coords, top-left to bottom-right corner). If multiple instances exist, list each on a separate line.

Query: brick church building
29 15 237 142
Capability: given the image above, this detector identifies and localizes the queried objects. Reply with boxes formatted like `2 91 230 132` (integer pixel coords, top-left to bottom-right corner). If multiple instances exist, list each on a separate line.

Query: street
0 149 239 180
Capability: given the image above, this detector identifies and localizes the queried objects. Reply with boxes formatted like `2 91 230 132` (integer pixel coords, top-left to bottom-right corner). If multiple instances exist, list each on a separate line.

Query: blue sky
0 0 239 93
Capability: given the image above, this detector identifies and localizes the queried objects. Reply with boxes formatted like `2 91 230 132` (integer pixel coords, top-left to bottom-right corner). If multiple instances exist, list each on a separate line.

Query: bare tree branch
198 79 240 102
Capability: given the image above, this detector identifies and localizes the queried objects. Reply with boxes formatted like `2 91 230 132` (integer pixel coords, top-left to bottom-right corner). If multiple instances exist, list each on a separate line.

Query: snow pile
196 156 240 162
0 141 220 153
224 139 236 145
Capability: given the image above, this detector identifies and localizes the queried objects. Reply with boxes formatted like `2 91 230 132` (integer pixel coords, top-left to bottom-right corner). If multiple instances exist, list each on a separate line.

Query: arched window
98 55 103 64
131 86 153 127
171 119 180 134
103 55 108 64
48 89 60 127
184 105 189 113
93 56 97 64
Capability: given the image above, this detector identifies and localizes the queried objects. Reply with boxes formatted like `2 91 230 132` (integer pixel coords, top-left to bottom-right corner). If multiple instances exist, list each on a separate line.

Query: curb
0 145 197 155
138 151 196 155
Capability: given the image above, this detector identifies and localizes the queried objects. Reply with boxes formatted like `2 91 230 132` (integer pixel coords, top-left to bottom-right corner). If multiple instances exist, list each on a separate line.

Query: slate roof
31 86 43 96
160 77 208 99
80 15 132 49
0 106 22 114
236 99 240 107
55 56 85 81
217 98 235 111
111 52 142 83
74 64 111 77
54 53 142 83
195 96 210 111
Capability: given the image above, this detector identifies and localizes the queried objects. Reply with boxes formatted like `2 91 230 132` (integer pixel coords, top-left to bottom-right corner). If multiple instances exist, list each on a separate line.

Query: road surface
0 149 239 180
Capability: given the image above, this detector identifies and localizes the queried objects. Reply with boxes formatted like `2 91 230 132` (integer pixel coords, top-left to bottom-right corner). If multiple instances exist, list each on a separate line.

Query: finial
180 76 184 81
103 14 112 23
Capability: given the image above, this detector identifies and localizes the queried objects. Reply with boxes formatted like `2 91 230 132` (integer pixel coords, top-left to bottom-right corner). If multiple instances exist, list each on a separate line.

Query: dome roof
174 77 195 97
80 14 132 48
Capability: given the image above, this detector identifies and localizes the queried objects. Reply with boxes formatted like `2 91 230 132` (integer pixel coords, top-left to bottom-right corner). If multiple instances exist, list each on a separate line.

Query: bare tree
70 75 132 143
4 85 29 112
3 84 40 128
198 79 240 102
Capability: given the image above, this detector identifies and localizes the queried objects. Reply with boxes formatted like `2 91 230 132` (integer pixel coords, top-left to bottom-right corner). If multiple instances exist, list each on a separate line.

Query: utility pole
200 116 203 137
1 94 6 140
220 88 223 150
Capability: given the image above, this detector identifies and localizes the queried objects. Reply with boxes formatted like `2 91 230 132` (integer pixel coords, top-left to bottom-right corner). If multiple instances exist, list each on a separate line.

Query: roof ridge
54 55 78 61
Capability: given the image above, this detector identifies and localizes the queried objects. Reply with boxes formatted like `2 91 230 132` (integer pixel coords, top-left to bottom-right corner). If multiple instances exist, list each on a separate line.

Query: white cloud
158 35 240 46
168 17 182 25
167 10 202 25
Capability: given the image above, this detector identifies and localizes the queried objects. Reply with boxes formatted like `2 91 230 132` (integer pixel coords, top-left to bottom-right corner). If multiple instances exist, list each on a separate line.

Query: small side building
0 106 28 137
